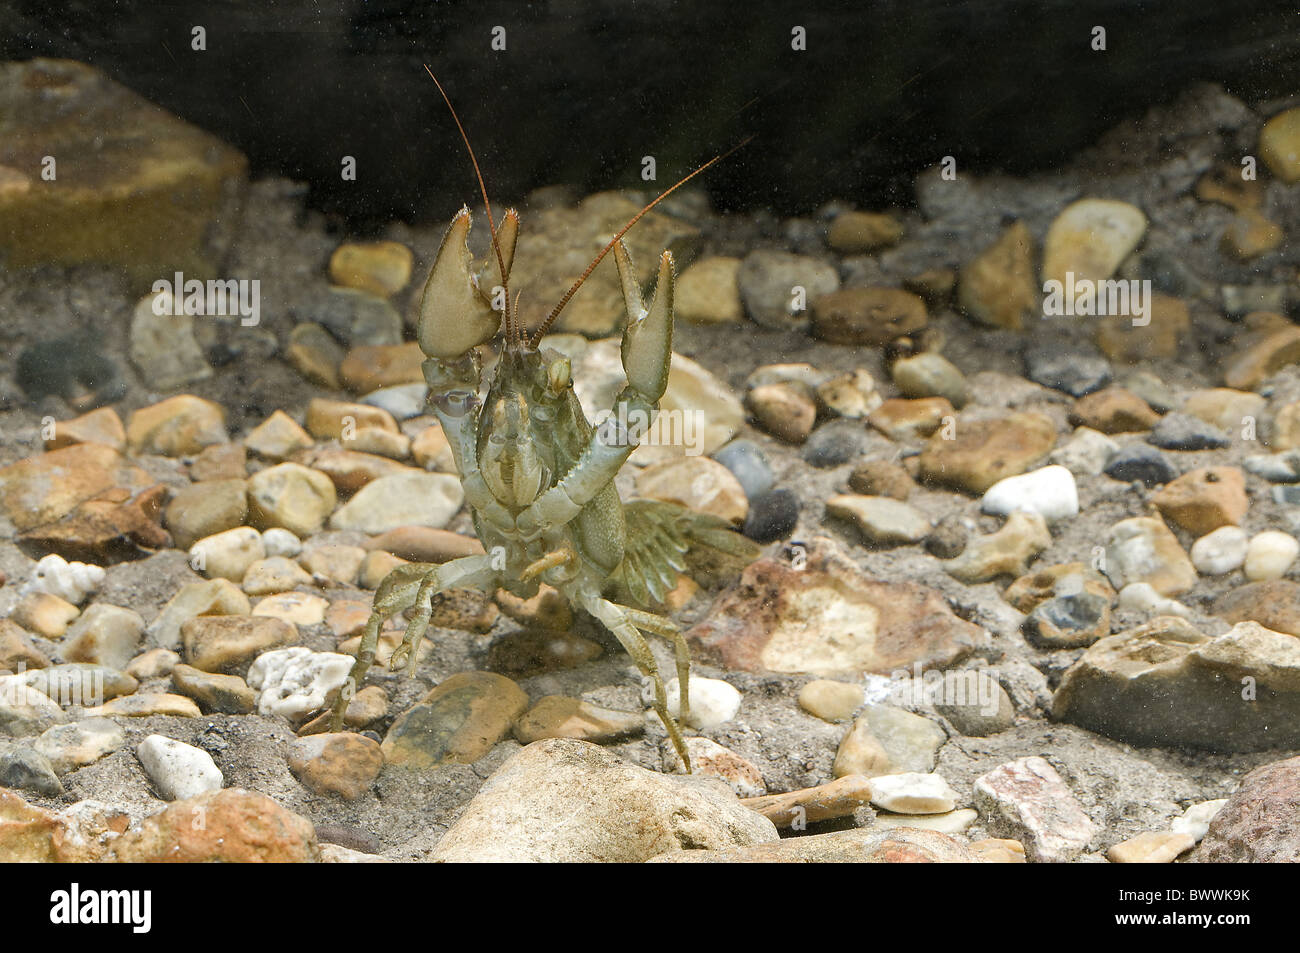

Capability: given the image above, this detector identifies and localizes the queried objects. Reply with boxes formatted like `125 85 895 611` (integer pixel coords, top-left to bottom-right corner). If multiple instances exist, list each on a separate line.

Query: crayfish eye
546 358 572 395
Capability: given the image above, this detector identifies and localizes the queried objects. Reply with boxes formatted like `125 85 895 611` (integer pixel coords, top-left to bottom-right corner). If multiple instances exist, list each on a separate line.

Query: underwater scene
1 2 1299 890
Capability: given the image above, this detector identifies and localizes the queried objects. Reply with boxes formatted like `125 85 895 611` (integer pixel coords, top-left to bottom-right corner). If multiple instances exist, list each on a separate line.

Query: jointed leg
620 606 690 727
330 555 496 730
583 593 692 772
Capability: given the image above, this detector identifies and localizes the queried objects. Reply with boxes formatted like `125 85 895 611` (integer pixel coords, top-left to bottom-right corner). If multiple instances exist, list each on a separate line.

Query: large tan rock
428 738 777 862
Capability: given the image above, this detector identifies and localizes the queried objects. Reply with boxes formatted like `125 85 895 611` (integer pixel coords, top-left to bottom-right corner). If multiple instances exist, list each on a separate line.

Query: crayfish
329 69 756 770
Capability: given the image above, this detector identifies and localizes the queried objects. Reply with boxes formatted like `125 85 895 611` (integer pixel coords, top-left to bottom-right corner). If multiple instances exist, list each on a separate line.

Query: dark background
4 0 1299 228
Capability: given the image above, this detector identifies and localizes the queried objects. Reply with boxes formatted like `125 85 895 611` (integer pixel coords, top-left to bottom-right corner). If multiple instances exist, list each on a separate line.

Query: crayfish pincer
329 71 756 771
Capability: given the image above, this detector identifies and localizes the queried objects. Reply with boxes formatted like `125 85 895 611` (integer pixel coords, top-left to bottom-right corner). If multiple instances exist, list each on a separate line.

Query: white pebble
1244 531 1299 582
868 772 959 815
666 676 741 730
1170 798 1227 843
1190 526 1249 576
1118 583 1191 618
981 465 1079 521
247 646 354 718
136 734 223 801
260 527 302 558
26 554 105 605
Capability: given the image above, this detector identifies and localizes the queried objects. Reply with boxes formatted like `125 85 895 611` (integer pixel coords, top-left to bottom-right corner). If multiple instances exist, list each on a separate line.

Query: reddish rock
0 444 153 533
287 732 383 799
1213 579 1300 637
106 789 320 862
1195 756 1300 862
687 536 983 676
19 483 171 562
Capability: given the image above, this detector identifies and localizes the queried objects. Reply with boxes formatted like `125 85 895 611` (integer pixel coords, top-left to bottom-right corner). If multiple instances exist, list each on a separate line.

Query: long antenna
529 137 752 348
424 65 516 346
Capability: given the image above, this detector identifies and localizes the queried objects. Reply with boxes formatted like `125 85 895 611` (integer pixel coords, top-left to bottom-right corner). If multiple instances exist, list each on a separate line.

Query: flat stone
974 756 1096 863
32 717 123 774
85 693 202 718
244 410 314 461
688 536 983 677
10 591 79 638
170 663 256 714
801 420 872 467
512 696 644 745
363 526 484 563
253 591 328 627
286 322 344 388
305 398 400 440
1053 618 1300 751
1025 337 1112 397
340 342 425 394
1107 830 1195 863
1184 388 1266 432
868 397 953 441
810 286 926 345
1170 799 1228 843
868 772 959 814
429 738 776 862
1095 294 1190 364
381 671 528 768
827 494 930 546
182 614 296 673
826 210 903 253
242 556 313 596
917 412 1056 494
129 293 212 390
847 460 913 500
329 471 463 534
1152 466 1248 536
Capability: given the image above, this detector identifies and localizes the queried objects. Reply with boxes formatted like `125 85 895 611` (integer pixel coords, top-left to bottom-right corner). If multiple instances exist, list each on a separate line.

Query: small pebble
868 772 959 815
742 489 799 543
981 465 1079 522
1103 444 1177 486
666 676 741 730
1244 531 1299 582
1190 526 1249 576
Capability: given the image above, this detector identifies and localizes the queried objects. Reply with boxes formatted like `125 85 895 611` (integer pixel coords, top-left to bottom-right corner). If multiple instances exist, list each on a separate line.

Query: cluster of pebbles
3 80 1300 862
